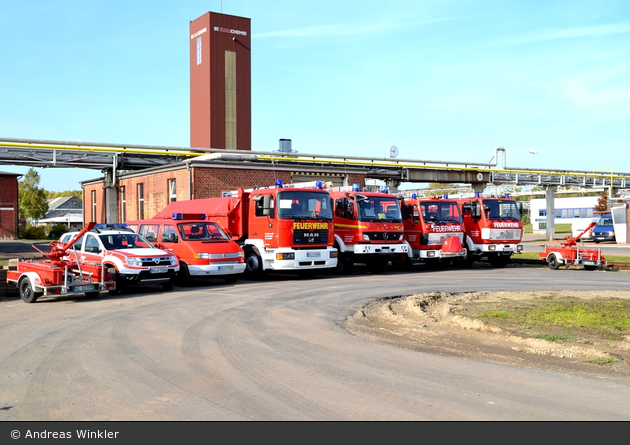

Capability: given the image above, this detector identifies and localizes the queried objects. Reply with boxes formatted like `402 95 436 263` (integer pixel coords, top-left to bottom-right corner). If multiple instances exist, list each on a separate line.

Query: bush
48 223 68 240
19 225 48 240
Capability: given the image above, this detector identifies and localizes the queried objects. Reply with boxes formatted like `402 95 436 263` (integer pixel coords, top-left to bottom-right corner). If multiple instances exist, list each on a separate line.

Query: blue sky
1 0 629 192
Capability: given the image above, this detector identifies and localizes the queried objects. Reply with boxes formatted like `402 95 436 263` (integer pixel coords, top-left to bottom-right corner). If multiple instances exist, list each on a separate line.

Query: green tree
18 168 49 221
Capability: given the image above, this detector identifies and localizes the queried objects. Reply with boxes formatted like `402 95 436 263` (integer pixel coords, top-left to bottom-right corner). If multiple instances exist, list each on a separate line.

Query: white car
58 224 179 294
570 218 598 241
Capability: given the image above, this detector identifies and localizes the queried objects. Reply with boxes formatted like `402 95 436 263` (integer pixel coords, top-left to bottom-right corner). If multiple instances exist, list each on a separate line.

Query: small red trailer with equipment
539 222 607 271
328 185 408 273
6 222 116 303
396 194 466 269
152 180 338 279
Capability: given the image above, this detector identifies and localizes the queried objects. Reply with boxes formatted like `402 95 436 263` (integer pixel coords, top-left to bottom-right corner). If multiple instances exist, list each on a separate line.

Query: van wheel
177 263 192 286
245 248 266 279
547 254 560 270
20 278 41 303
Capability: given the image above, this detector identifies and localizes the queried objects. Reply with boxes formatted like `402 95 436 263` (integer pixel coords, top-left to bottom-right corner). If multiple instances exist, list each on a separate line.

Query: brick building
81 159 367 224
0 171 21 239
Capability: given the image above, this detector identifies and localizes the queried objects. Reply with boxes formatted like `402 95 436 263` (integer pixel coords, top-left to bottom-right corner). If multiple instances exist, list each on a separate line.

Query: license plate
306 252 321 258
74 285 96 292
218 265 234 270
583 261 596 266
150 267 168 274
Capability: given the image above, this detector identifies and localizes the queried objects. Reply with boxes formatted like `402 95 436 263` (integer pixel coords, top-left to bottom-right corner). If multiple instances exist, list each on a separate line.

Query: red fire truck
7 222 116 303
454 194 524 268
152 180 338 279
328 185 408 273
396 194 466 269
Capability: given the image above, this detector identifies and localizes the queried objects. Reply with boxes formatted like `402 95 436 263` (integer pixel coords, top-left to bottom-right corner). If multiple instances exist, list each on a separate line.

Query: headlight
399 234 404 241
427 251 436 257
170 255 178 265
126 257 143 267
195 253 210 259
330 250 339 258
363 234 370 241
488 245 496 251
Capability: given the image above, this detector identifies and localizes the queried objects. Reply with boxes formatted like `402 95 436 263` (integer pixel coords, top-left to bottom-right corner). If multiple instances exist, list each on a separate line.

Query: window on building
138 183 144 220
168 179 177 203
539 210 546 217
91 190 97 223
120 186 126 222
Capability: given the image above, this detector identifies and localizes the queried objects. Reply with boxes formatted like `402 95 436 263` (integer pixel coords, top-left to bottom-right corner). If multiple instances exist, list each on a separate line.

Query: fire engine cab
455 194 524 268
397 194 466 269
329 184 408 273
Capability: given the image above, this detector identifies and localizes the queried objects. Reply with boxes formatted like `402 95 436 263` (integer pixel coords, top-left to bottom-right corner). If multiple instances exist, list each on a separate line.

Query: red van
126 213 245 285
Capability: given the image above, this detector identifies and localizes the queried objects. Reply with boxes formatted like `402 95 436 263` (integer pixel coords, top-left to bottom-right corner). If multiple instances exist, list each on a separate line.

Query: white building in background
529 196 600 232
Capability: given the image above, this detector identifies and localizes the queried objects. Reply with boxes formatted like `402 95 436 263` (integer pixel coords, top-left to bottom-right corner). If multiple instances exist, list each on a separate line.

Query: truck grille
294 230 328 244
363 232 402 242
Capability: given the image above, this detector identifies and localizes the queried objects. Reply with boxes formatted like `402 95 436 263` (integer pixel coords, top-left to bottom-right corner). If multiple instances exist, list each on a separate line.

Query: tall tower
190 12 251 150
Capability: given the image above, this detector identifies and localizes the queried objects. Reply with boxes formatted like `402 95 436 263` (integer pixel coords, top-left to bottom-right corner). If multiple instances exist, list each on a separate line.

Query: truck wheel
547 254 560 270
489 254 510 268
84 291 100 298
367 258 389 274
20 278 41 303
453 250 474 269
391 254 412 271
177 263 192 286
244 248 265 279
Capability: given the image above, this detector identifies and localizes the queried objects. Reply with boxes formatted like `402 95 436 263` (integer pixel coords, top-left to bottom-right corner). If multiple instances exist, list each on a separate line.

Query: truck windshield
277 191 333 221
482 199 521 221
357 197 402 222
178 222 230 241
420 202 462 224
99 233 153 249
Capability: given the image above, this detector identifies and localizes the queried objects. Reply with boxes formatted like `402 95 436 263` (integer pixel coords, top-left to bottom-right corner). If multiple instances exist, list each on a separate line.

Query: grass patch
583 358 618 365
468 297 630 343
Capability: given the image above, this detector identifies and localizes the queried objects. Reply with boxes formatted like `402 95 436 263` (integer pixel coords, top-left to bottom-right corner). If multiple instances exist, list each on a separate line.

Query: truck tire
547 253 560 270
453 249 474 269
367 257 389 274
20 278 42 303
244 247 266 280
488 254 510 268
391 254 412 272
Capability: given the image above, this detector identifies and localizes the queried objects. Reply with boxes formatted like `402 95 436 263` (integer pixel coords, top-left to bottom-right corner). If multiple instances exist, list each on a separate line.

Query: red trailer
539 222 607 270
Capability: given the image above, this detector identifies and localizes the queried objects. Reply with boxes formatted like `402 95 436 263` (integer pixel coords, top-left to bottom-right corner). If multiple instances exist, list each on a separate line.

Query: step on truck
125 213 246 285
454 193 524 268
152 180 338 279
328 184 408 273
7 222 116 303
396 194 466 269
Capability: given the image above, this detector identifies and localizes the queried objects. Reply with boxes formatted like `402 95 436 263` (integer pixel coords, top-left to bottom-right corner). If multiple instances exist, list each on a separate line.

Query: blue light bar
505 193 510 198
475 192 481 198
316 181 323 189
94 223 128 229
444 194 449 199
352 183 360 192
173 213 183 220
380 186 389 193
276 179 283 188
411 193 417 199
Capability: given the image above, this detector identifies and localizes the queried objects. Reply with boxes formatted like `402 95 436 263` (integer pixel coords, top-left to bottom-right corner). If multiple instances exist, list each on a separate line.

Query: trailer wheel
19 278 41 303
547 254 560 270
244 247 265 280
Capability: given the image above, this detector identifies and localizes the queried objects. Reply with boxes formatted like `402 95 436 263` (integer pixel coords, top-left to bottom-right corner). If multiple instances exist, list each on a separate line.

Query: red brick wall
83 167 367 224
0 176 19 239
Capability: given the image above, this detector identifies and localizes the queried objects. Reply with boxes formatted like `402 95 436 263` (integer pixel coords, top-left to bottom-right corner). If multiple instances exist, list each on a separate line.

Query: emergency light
316 181 323 189
411 193 417 199
505 193 510 198
475 192 481 198
276 179 283 188
172 213 206 220
380 186 389 193
352 183 360 192
95 223 128 229
444 194 449 199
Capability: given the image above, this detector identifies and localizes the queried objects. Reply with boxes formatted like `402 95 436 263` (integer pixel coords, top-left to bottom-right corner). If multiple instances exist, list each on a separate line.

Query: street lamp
528 150 538 169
